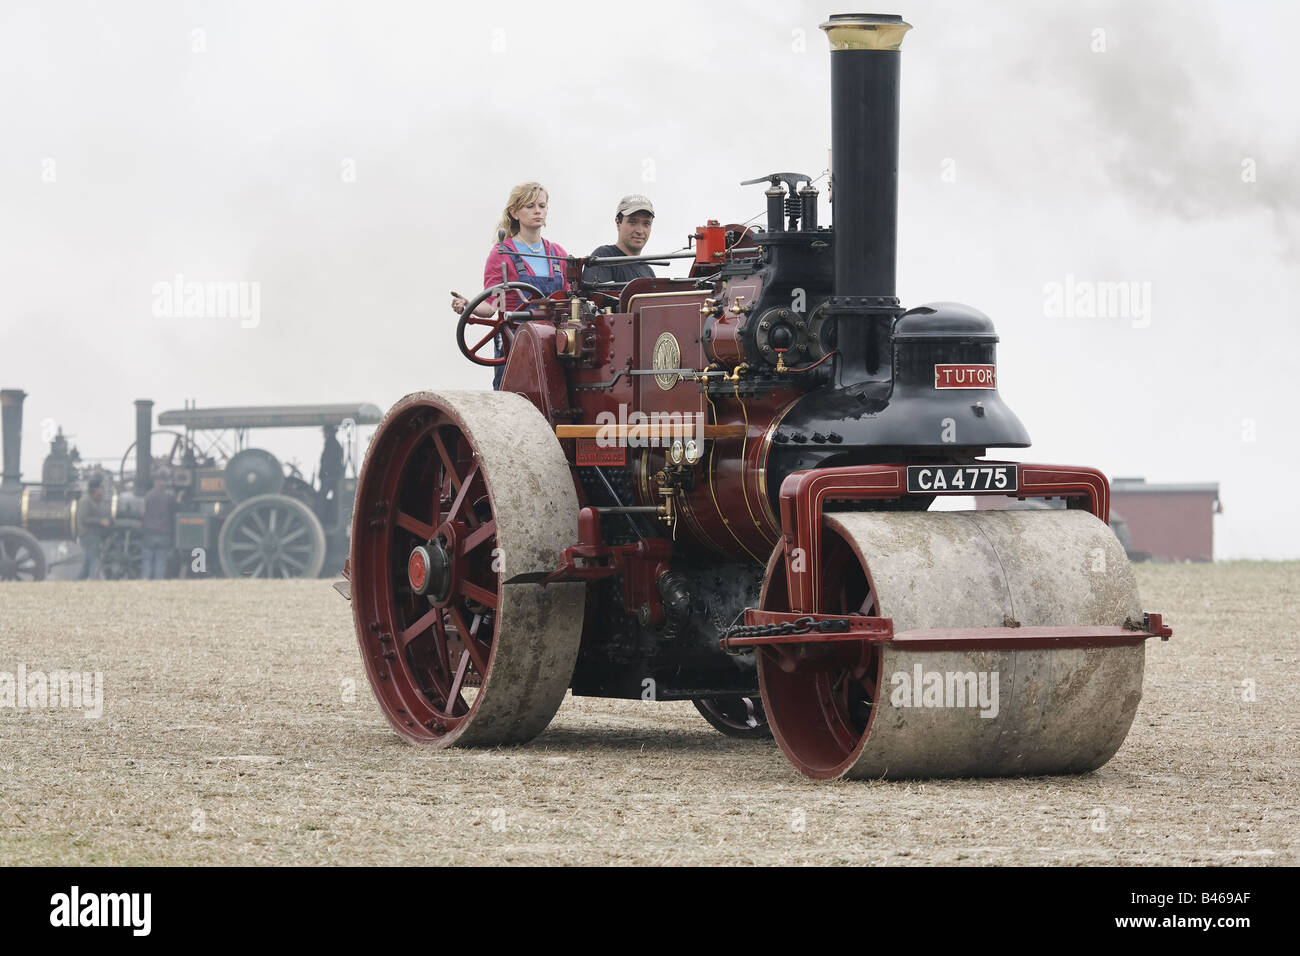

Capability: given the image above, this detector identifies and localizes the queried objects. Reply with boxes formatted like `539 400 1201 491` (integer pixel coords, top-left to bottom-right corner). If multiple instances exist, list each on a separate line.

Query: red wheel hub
408 536 455 602
408 547 430 593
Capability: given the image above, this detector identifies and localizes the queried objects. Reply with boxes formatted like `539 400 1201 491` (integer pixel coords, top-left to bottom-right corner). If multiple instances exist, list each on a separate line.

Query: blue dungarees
494 238 565 389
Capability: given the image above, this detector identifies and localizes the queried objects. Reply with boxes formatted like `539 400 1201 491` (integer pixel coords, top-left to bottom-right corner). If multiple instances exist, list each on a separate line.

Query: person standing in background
318 424 345 528
76 477 112 580
141 473 177 580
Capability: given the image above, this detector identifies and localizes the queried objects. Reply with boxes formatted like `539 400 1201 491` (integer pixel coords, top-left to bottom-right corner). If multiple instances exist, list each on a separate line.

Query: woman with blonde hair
450 182 568 388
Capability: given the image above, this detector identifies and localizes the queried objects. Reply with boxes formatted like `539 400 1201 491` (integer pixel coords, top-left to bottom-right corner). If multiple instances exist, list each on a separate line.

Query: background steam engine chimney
821 13 911 383
1 389 26 492
135 399 154 493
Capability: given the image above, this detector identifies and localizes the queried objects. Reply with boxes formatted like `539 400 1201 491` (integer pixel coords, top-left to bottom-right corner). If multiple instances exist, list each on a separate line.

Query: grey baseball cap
616 194 655 217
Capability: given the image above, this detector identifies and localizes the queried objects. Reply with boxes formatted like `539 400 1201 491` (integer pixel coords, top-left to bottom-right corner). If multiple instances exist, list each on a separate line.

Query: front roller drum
350 390 584 747
758 510 1148 780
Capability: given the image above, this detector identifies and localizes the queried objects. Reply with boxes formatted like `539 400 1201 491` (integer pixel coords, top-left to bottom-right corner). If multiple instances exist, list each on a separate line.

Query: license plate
906 464 1017 493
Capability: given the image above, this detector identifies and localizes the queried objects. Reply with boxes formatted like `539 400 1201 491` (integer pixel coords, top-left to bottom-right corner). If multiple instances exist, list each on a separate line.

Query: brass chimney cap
820 13 912 51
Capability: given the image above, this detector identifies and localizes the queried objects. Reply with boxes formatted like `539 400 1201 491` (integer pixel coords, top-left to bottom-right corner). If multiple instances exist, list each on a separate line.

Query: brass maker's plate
652 332 681 390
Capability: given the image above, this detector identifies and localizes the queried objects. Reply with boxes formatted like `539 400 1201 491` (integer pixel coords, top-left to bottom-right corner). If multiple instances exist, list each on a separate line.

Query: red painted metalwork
705 274 766 366
575 439 626 466
669 378 799 562
753 528 882 771
726 610 1168 658
688 222 761 279
539 266 796 562
471 243 799 568
933 363 996 389
777 461 1110 614
633 301 707 420
694 220 727 266
1143 612 1173 640
499 322 571 425
887 625 1159 650
539 507 674 626
461 315 510 366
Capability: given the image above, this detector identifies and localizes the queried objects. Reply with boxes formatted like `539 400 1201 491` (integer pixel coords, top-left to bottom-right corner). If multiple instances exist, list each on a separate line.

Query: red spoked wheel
456 281 544 367
350 390 584 747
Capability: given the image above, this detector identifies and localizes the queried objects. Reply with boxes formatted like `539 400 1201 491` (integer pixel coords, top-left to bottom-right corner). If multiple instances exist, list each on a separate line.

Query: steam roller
340 11 1171 779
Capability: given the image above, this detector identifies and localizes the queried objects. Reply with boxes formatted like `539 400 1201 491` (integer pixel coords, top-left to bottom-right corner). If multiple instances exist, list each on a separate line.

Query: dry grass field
0 562 1295 866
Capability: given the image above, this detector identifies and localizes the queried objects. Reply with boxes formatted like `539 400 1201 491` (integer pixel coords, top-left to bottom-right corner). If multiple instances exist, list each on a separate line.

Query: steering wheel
456 281 545 366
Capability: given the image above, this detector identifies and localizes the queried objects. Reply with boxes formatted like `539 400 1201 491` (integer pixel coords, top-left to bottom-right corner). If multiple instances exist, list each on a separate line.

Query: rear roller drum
350 390 585 747
758 510 1146 780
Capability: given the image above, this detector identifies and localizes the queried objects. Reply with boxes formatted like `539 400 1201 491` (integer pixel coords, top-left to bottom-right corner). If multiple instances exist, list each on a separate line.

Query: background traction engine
143 402 381 579
345 12 1171 780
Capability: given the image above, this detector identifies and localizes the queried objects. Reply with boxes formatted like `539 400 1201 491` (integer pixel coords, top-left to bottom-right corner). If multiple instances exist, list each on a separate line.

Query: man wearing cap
583 195 656 285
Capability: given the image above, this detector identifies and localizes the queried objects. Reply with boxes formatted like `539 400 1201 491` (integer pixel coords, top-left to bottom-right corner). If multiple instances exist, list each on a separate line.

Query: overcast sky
2 0 1296 558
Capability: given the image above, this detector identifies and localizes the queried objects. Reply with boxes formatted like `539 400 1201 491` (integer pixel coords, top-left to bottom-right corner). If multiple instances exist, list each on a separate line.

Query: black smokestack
1 389 25 491
822 13 911 382
135 399 154 493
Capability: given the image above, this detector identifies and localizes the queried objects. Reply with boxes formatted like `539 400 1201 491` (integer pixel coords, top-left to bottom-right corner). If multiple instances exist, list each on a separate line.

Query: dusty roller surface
0 563 1295 866
824 510 1144 779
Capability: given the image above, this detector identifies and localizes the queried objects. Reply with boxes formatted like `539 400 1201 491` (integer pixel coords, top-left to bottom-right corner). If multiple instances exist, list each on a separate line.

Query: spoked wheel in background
0 526 46 582
692 696 772 739
217 494 327 578
350 390 584 747
101 522 143 580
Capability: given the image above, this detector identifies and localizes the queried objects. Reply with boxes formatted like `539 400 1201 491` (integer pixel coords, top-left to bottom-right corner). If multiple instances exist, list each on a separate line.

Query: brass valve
728 296 750 315
699 298 718 316
723 363 749 383
658 484 678 539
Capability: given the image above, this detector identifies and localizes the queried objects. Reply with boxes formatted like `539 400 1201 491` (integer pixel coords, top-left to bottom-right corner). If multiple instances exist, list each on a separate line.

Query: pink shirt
482 236 568 310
